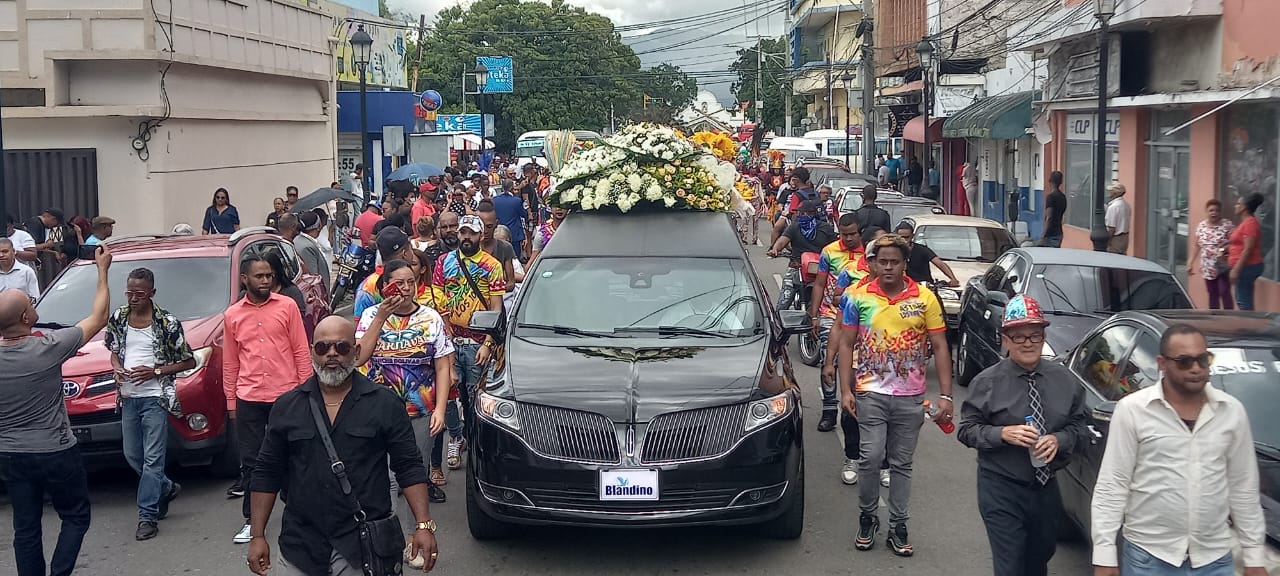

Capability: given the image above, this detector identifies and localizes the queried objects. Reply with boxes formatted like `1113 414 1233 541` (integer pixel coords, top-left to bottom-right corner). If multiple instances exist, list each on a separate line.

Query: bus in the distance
515 130 603 169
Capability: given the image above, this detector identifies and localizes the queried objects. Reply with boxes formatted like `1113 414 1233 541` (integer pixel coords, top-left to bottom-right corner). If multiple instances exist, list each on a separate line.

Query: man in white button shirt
1091 324 1267 576
5 214 37 263
0 238 39 300
1103 183 1131 254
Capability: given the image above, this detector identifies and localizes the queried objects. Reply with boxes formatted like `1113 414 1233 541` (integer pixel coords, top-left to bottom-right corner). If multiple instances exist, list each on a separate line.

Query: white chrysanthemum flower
645 183 664 201
627 173 643 193
663 197 676 207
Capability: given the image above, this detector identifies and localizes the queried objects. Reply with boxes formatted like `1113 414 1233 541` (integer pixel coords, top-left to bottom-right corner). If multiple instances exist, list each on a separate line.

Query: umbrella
290 187 362 213
386 162 444 182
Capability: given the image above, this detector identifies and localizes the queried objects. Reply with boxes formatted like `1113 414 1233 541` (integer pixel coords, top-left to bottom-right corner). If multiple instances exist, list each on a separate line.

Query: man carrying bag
247 316 440 575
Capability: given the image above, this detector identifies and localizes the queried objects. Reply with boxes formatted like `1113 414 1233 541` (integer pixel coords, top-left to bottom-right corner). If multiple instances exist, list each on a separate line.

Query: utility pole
860 1 875 176
409 14 426 92
784 10 793 137
755 41 764 125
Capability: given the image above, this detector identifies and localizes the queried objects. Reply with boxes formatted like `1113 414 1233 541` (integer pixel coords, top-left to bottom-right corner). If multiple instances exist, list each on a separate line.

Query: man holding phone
103 268 196 541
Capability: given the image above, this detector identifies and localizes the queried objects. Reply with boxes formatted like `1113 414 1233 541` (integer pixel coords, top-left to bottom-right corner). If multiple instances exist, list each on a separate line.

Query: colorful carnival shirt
432 249 507 343
837 277 945 396
356 303 455 417
353 266 440 320
816 239 868 318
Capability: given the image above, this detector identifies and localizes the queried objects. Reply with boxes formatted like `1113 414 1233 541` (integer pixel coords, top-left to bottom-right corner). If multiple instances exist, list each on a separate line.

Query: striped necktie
1023 371 1051 485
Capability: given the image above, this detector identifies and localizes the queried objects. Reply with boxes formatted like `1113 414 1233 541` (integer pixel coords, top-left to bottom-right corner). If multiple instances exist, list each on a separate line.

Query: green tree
624 64 697 125
413 0 643 151
730 37 806 134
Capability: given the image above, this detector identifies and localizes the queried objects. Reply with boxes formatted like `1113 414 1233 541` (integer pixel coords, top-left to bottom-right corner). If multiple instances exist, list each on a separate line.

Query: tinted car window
38 257 231 325
1029 265 1099 313
517 257 762 339
1120 332 1161 395
824 176 877 191
1209 346 1280 522
1097 268 1192 312
885 203 945 225
1002 257 1031 296
1072 324 1137 401
914 226 1014 263
982 254 1015 292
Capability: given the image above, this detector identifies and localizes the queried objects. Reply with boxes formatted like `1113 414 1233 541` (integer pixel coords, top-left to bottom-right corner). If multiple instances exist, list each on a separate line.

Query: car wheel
207 430 241 479
466 473 516 540
756 467 804 540
956 330 979 388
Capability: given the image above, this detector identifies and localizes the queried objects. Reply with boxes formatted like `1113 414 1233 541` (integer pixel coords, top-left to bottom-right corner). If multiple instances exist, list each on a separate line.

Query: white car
898 214 1017 328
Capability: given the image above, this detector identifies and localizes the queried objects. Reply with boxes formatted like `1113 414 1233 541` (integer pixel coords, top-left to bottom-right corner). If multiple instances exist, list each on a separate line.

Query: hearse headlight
176 347 213 378
477 392 520 432
744 392 792 434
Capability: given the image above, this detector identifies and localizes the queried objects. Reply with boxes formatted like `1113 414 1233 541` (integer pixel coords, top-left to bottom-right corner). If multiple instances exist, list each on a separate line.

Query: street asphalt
0 233 1093 575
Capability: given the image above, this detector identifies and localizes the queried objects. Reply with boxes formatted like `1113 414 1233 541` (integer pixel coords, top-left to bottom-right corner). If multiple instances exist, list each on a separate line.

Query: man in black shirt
1040 171 1067 248
852 185 891 237
894 222 960 287
906 157 924 197
957 295 1087 576
766 200 837 311
247 315 439 576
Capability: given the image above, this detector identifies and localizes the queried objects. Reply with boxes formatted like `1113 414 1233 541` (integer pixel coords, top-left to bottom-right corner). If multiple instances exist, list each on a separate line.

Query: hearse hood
502 336 768 423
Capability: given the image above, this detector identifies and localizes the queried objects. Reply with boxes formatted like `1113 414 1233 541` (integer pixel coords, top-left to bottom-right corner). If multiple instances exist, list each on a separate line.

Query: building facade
0 0 338 234
1022 0 1280 310
789 0 863 135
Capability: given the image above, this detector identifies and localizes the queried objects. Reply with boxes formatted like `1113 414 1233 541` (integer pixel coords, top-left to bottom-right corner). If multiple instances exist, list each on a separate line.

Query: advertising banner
336 22 408 89
476 56 514 93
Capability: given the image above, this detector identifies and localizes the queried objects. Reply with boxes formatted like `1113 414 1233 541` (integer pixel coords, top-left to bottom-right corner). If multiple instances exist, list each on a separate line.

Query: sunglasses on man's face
313 341 354 356
1168 352 1214 370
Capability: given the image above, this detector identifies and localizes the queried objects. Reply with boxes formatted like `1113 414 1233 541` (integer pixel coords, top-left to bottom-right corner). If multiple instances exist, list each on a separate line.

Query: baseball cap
91 216 116 227
298 211 321 232
1002 294 1051 330
459 215 485 233
375 226 409 256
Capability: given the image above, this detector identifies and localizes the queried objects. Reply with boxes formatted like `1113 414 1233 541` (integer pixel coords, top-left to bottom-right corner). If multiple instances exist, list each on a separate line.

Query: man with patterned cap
957 294 1089 576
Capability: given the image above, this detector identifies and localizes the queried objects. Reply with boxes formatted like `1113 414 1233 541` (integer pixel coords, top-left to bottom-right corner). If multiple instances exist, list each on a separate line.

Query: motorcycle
329 230 377 309
794 251 823 366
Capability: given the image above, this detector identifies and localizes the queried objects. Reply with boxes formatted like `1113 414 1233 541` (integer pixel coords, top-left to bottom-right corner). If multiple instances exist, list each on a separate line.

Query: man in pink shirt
222 252 312 545
353 201 383 246
411 181 438 238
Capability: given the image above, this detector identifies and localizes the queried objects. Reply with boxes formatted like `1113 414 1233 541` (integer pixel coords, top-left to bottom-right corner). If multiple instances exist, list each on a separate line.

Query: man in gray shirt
280 213 329 291
0 243 113 576
957 294 1089 576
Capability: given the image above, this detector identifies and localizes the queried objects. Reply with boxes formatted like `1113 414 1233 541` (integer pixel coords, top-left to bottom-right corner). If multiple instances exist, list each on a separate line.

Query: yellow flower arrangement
690 131 738 162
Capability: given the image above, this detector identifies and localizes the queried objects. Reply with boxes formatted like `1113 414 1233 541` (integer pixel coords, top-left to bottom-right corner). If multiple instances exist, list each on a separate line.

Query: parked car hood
504 336 767 423
934 261 991 285
60 314 224 378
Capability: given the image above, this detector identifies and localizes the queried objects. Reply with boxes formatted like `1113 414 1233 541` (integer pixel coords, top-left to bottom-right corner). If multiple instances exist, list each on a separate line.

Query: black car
465 211 808 540
954 247 1191 386
1056 311 1280 569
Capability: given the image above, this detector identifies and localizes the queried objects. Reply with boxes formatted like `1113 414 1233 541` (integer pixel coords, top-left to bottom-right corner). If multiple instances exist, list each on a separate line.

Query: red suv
34 227 330 476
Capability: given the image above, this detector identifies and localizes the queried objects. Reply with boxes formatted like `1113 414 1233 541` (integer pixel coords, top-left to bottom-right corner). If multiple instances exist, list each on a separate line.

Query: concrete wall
1221 0 1280 88
1148 21 1221 93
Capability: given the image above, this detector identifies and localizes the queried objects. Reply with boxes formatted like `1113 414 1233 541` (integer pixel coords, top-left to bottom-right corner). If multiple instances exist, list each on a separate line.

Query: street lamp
916 36 935 198
1090 0 1117 251
349 24 374 202
841 72 855 168
472 62 489 170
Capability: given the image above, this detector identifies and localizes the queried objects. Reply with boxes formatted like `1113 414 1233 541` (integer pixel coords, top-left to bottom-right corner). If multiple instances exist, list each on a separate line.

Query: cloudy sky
388 0 786 103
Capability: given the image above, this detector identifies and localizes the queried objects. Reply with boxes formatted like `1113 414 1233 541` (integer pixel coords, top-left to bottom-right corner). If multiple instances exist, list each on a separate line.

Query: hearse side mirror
987 291 1010 307
1092 401 1117 423
468 310 504 336
779 309 811 336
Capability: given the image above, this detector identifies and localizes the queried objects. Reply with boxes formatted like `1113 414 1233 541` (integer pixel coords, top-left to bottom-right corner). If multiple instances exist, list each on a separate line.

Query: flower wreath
546 123 753 216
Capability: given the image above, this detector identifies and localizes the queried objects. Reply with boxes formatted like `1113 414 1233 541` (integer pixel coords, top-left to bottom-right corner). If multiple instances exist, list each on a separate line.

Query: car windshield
516 257 762 339
884 203 944 224
775 149 817 164
1026 265 1191 314
805 167 849 184
914 225 1015 262
37 257 231 326
1208 347 1280 507
824 176 876 191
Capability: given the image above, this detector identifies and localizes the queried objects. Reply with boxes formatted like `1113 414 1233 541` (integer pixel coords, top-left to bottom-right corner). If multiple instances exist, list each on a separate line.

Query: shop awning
903 117 945 143
942 90 1040 140
453 134 495 150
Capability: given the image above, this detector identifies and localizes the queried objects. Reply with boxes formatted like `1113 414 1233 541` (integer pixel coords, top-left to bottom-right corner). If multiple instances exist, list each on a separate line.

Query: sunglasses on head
1168 352 1214 370
313 341 354 356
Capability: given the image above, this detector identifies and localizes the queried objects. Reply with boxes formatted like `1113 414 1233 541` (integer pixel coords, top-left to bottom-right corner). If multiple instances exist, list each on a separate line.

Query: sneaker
880 469 891 488
458 437 469 453
428 483 447 503
446 438 463 470
157 482 181 520
404 542 425 569
817 410 837 432
226 480 245 499
855 513 879 551
136 521 158 541
887 523 913 557
430 466 447 486
233 523 253 544
840 459 859 485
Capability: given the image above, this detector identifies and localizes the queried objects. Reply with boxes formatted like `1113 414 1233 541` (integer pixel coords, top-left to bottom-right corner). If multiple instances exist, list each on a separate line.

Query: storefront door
1148 146 1190 280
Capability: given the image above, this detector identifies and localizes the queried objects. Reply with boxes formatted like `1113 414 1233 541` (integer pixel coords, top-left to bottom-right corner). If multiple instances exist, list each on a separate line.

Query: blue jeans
1039 235 1062 248
454 342 485 441
1235 262 1265 311
1121 539 1232 576
430 401 464 468
0 446 92 576
121 396 174 522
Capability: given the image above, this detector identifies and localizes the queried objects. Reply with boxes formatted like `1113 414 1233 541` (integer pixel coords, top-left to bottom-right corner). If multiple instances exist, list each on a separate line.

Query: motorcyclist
767 200 836 311
772 167 818 246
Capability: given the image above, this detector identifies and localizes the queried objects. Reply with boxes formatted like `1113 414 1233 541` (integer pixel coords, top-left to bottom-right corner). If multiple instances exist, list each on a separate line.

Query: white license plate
599 469 659 501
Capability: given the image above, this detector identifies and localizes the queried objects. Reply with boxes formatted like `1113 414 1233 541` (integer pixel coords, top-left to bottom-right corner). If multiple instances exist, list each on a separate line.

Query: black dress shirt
957 357 1089 484
251 372 429 576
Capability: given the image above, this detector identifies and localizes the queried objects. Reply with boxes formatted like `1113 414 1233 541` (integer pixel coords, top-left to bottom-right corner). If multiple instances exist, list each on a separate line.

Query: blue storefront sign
477 56 514 93
436 114 495 136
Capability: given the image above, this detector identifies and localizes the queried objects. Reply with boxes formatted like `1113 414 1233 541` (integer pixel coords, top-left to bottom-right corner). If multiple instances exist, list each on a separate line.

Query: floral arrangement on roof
547 123 753 216
689 131 738 162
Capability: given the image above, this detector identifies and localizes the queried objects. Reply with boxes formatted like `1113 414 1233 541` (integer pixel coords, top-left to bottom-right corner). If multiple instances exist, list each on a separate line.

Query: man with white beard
247 316 440 575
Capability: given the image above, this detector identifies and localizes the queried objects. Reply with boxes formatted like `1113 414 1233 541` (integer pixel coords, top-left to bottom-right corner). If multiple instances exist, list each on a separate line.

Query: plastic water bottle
1026 415 1048 468
922 400 954 434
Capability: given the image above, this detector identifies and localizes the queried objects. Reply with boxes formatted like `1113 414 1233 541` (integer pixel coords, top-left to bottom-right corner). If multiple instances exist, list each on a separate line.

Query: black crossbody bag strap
307 397 366 522
455 250 489 310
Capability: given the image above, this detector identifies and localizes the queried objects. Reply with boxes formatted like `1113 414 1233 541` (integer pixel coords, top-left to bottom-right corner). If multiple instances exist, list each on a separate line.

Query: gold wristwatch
415 520 437 533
